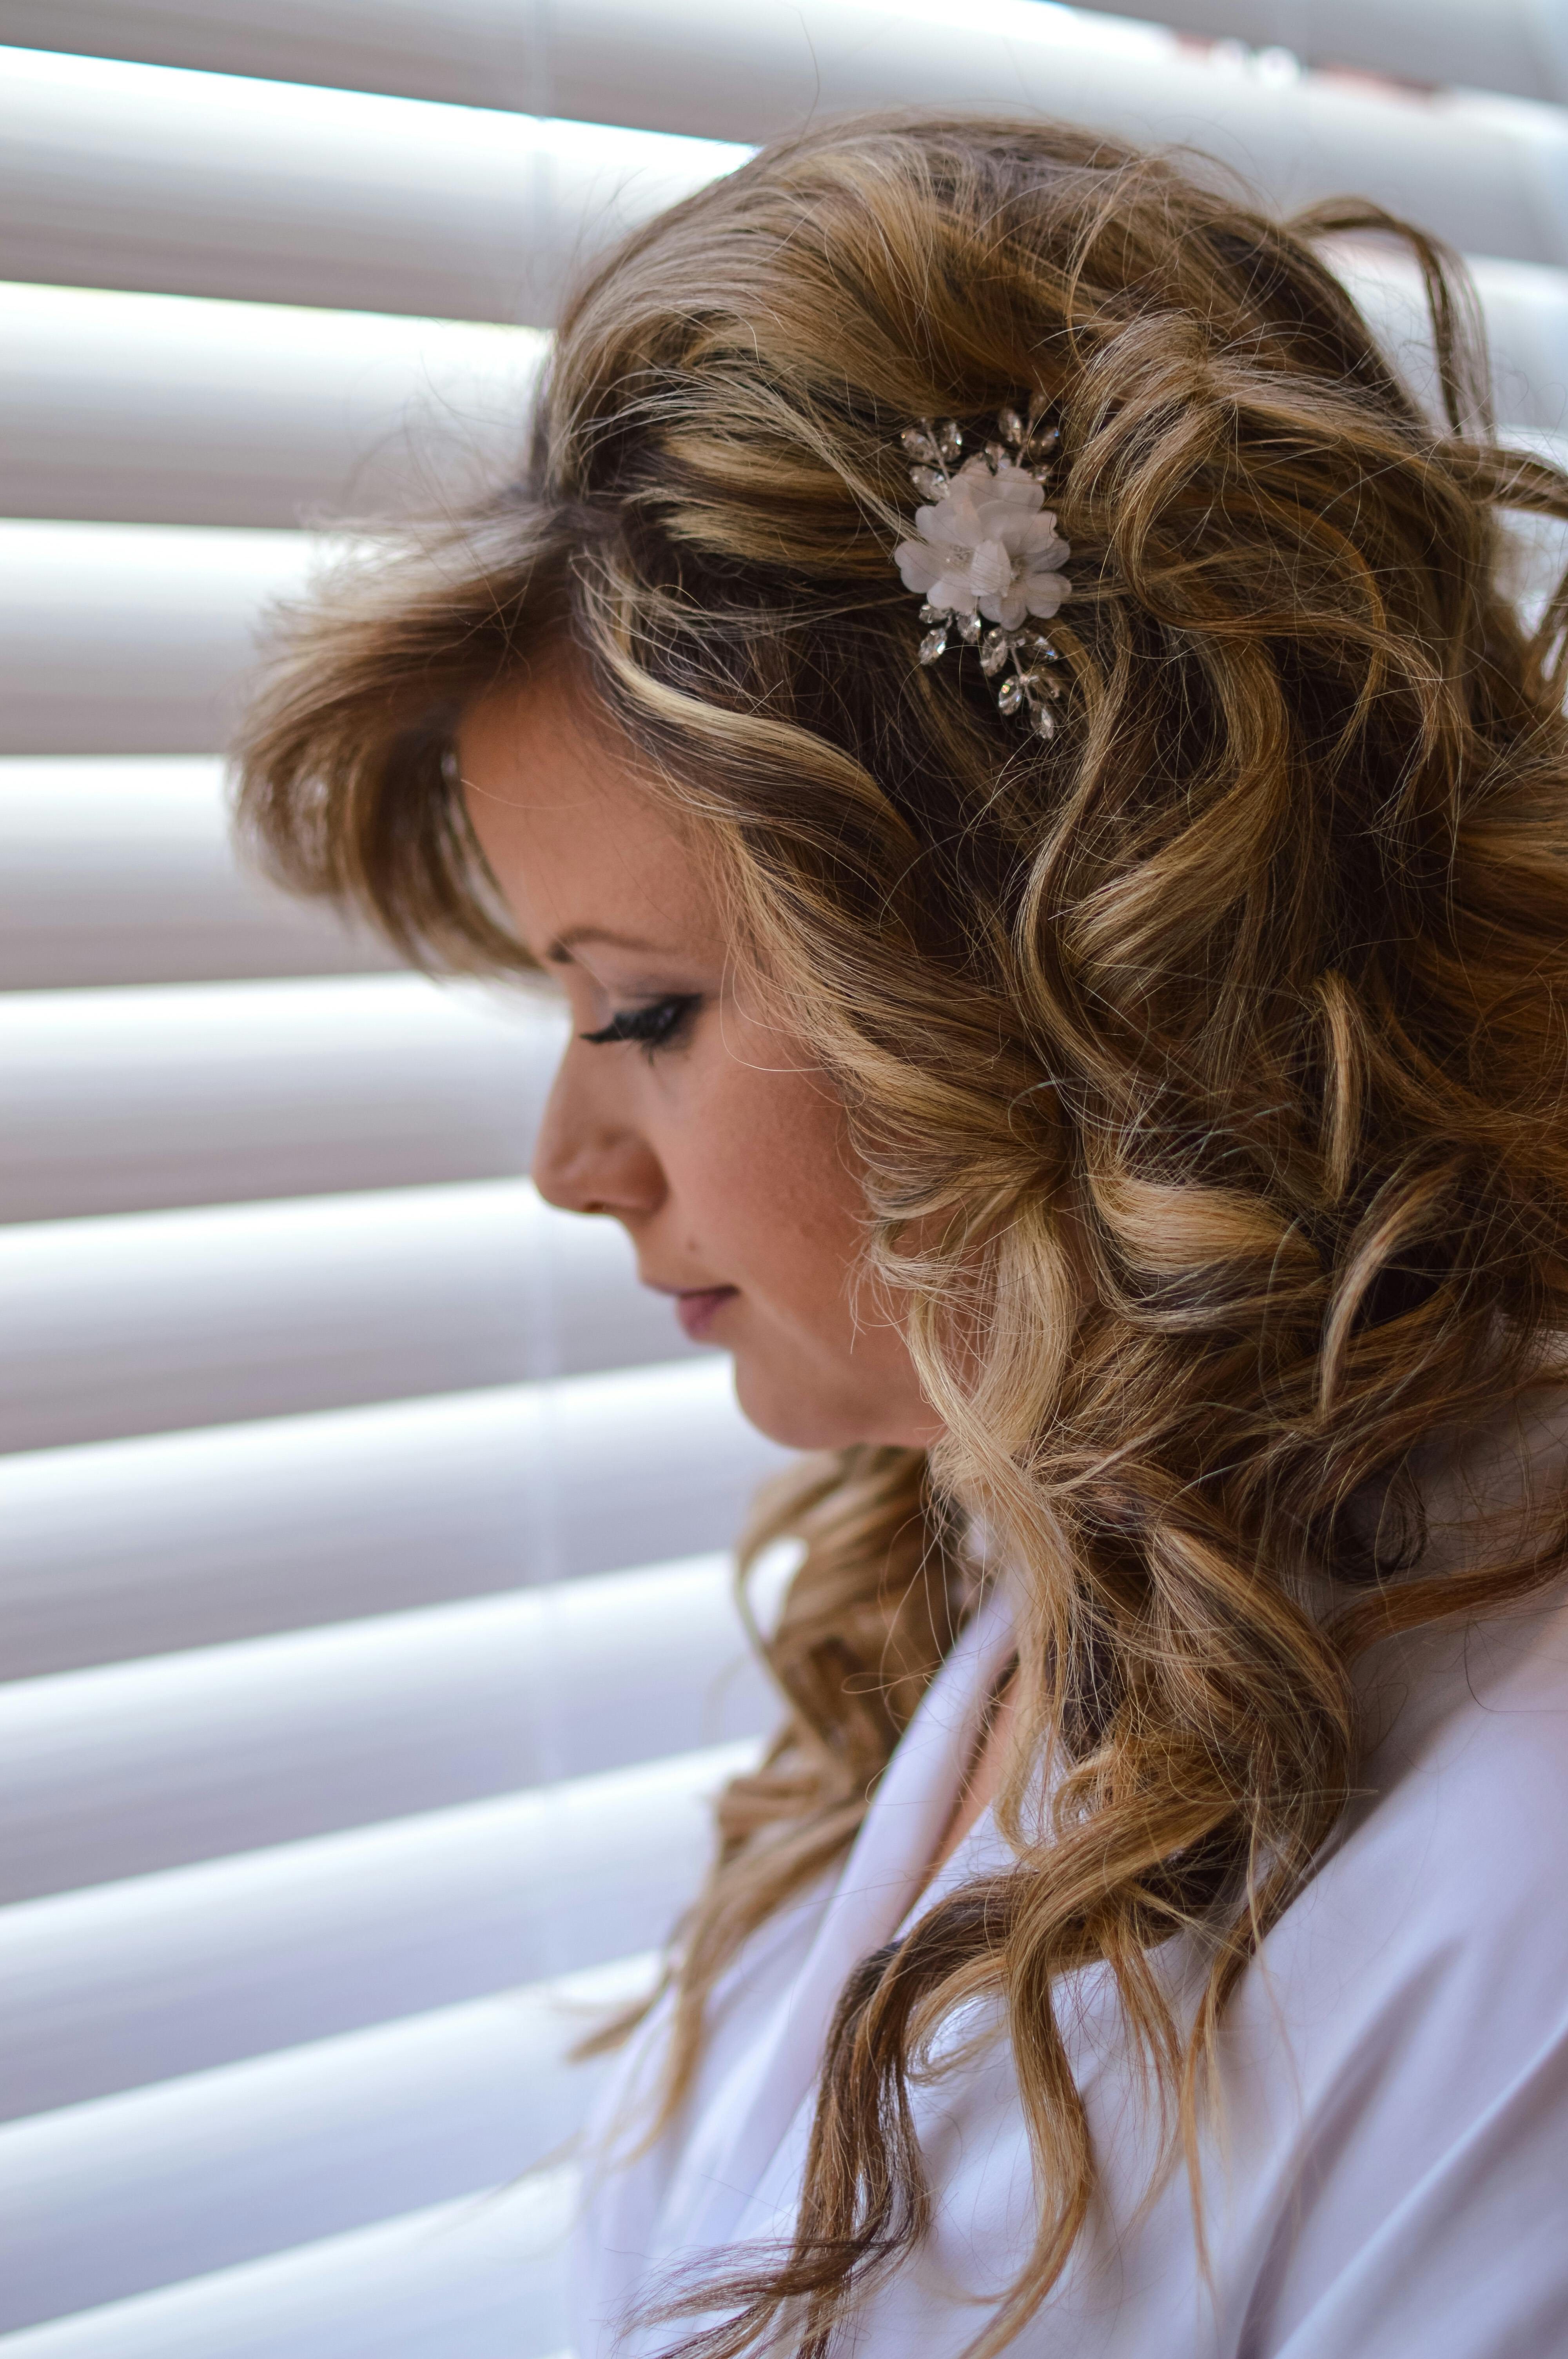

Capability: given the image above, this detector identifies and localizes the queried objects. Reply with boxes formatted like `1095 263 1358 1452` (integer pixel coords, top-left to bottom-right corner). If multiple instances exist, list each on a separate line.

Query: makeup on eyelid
580 994 702 1052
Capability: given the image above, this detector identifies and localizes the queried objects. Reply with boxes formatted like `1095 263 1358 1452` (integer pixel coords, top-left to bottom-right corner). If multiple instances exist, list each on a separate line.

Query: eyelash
581 994 701 1056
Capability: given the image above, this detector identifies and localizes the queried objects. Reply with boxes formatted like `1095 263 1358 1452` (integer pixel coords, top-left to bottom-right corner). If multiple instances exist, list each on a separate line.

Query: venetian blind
3 4 1568 2353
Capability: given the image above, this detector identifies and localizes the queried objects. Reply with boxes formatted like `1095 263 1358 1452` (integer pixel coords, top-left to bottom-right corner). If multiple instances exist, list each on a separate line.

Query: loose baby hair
237 114 1568 2357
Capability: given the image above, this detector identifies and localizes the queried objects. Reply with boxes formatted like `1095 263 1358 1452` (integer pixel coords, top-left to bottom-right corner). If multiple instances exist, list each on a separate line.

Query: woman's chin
730 1353 939 1455
728 1361 829 1451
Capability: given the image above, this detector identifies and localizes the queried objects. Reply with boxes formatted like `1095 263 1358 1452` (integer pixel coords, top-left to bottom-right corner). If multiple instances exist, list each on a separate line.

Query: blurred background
3 4 1568 2354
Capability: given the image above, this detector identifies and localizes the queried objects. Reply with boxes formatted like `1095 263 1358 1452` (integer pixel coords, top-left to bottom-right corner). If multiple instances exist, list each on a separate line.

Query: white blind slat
1 1958 646 2330
1332 246 1568 434
0 283 544 529
0 760 399 989
0 45 748 324
2 1358 788 1677
1114 0 1565 111
0 976 559 1221
0 519 320 756
0 2169 575 2359
2 1555 770 1901
2 1741 753 2119
0 1180 706 1453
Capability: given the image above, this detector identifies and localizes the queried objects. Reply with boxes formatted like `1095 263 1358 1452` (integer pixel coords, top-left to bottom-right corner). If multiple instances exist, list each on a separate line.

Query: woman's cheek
679 1145 771 1278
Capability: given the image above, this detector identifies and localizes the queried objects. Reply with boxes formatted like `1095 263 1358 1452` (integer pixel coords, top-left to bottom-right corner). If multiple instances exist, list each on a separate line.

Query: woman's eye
580 994 701 1055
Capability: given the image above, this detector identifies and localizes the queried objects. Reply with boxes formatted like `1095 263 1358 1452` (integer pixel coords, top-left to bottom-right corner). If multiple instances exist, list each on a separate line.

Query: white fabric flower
895 453 1070 630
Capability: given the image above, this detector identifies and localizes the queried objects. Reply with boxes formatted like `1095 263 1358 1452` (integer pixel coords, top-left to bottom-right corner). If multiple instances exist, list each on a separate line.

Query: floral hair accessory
893 405 1071 740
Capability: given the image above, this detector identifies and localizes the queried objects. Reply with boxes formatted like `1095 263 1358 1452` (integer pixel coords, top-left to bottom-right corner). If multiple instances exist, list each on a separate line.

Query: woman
238 118 1568 2357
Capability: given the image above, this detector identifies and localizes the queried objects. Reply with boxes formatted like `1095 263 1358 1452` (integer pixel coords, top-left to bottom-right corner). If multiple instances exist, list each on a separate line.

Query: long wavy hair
237 116 1568 2357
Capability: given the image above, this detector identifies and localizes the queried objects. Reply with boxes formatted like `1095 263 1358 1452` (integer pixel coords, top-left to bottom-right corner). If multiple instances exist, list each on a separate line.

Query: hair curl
236 115 1568 2358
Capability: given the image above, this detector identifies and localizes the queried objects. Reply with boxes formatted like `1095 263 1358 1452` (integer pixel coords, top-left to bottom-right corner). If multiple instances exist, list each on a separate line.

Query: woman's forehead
458 677 724 967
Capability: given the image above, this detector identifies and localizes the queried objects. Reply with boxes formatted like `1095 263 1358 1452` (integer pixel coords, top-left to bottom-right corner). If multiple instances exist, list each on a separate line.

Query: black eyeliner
581 993 701 1051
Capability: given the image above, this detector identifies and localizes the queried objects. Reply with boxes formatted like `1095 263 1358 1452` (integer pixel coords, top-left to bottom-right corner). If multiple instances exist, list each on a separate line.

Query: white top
571 1408 1568 2357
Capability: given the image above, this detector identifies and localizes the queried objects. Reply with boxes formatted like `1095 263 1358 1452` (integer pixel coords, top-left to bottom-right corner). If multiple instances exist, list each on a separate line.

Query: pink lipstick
673 1286 738 1342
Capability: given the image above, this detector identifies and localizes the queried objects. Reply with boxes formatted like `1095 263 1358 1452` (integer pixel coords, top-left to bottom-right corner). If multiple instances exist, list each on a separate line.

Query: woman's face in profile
459 672 940 1452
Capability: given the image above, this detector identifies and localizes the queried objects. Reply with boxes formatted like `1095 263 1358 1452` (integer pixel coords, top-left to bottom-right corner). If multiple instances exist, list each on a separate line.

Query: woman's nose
530 1053 664 1220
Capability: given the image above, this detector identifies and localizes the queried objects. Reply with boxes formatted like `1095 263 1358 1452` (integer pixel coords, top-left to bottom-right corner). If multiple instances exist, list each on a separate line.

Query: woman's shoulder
1335 1378 1568 1843
1245 1569 1568 2111
1213 1577 1568 2357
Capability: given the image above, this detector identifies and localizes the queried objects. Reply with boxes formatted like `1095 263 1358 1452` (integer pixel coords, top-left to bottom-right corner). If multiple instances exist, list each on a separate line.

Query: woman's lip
672 1286 738 1342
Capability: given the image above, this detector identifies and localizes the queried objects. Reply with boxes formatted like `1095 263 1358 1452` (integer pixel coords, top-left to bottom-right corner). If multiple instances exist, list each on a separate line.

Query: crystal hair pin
893 405 1071 741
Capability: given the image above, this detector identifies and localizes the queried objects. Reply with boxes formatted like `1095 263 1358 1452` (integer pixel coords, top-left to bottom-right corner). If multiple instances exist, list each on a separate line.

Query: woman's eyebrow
543 924 677 965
